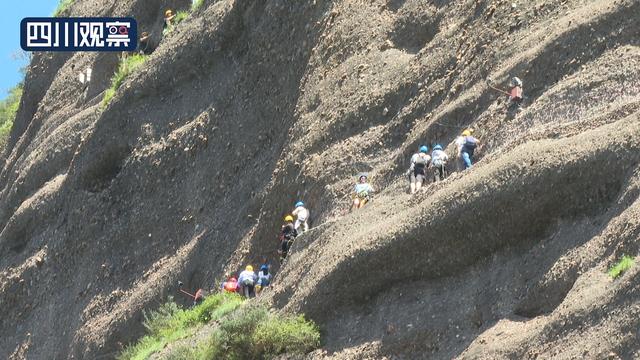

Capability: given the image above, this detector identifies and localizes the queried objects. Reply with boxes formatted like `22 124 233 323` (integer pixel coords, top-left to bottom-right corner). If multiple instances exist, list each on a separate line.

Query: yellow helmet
284 215 294 222
165 9 174 17
246 265 253 272
462 130 471 136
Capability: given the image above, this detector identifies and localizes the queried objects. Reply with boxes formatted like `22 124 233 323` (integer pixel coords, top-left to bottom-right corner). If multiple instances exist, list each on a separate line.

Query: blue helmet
295 201 304 207
260 264 268 271
433 144 443 151
419 145 429 153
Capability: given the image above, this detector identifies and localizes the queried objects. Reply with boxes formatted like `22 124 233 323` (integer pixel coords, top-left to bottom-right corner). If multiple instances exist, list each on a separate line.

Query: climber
351 174 375 211
162 9 176 36
193 289 204 306
408 145 431 194
278 215 298 262
508 77 524 112
455 129 472 170
487 77 524 112
221 274 239 293
458 130 480 169
431 144 449 181
237 265 257 298
256 264 272 294
177 281 204 306
292 201 309 233
137 32 154 55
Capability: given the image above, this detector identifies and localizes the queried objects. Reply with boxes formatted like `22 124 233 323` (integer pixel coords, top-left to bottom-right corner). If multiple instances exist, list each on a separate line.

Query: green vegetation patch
164 304 320 360
102 54 147 108
118 293 243 360
0 84 23 151
174 11 190 25
54 0 75 17
608 255 634 279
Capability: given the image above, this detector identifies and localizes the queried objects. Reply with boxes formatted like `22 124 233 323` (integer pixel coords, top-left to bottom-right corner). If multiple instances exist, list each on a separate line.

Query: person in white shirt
237 265 257 298
292 201 309 233
408 145 431 194
430 144 449 181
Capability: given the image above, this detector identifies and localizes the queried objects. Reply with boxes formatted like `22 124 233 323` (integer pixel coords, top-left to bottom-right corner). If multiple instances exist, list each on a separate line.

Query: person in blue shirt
256 264 272 294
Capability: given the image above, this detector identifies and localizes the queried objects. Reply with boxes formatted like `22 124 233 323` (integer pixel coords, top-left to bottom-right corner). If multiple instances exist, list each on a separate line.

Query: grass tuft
102 54 146 108
608 255 634 279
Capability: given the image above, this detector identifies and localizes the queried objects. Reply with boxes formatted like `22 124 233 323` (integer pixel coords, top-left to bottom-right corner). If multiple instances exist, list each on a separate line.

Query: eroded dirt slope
0 0 638 358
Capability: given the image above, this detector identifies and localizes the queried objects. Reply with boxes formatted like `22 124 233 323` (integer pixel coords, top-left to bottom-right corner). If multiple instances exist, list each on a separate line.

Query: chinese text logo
21 17 137 51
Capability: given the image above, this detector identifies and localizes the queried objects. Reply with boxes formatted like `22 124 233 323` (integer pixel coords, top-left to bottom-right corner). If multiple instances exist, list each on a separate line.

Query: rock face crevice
1 0 639 358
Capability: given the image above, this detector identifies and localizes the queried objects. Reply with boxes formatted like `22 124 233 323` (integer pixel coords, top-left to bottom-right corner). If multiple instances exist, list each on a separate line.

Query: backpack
432 157 444 167
242 278 254 286
224 281 237 292
414 154 428 166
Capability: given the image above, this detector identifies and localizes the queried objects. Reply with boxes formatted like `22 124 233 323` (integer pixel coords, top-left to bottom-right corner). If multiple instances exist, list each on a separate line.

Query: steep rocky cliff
1 0 639 358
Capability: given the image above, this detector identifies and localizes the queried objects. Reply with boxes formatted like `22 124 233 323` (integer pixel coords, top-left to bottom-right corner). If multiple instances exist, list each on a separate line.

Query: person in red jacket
221 275 239 293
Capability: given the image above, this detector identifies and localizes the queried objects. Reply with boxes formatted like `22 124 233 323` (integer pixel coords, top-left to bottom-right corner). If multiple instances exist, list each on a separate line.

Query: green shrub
53 0 75 17
205 305 320 359
0 84 23 151
118 293 242 360
206 305 270 359
120 295 320 360
252 314 321 357
102 54 146 108
608 255 634 279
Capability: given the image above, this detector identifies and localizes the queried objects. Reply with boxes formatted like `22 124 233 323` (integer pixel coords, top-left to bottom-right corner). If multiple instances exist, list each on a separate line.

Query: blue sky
0 0 59 100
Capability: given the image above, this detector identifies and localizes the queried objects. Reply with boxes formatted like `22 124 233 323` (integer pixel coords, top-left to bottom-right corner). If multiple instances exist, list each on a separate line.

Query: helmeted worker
455 129 472 170
162 9 176 36
292 201 309 233
431 144 449 181
408 145 431 194
457 130 479 169
508 77 524 112
221 275 239 293
278 215 298 262
256 264 272 294
237 265 257 298
351 174 375 211
138 31 154 55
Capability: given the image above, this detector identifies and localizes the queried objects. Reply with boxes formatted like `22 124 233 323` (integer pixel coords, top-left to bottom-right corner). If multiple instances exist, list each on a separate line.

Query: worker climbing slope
237 265 257 298
351 174 375 211
278 215 298 262
431 144 449 182
256 264 272 294
456 129 480 169
162 9 176 36
408 145 431 194
292 201 310 233
221 274 239 293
